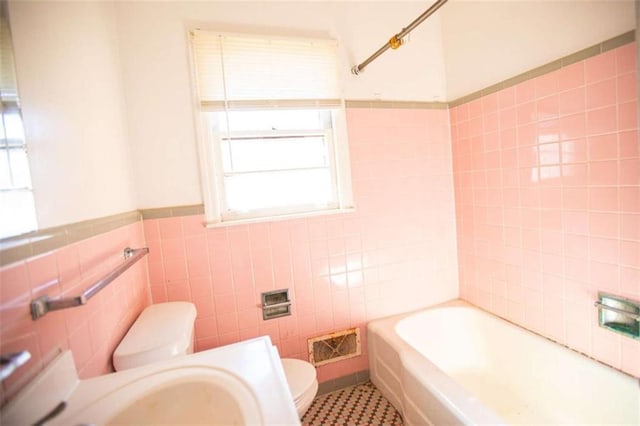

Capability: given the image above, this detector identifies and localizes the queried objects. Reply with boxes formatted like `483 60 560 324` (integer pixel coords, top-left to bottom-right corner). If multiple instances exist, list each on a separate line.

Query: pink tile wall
0 222 151 403
451 43 640 377
143 107 459 383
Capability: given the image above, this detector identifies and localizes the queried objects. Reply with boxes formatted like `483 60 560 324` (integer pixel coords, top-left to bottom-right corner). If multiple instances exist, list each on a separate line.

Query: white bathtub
368 300 640 425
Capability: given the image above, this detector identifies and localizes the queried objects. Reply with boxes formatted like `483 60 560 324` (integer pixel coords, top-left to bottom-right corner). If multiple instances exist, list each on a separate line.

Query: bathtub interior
370 302 640 425
396 308 489 373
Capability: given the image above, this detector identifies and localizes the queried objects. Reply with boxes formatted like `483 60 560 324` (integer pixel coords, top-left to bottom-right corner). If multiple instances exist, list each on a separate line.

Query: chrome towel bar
30 247 149 320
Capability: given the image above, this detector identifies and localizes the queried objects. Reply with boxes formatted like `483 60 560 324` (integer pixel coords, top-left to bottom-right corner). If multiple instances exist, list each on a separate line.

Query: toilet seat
281 358 318 417
281 358 316 400
294 379 318 408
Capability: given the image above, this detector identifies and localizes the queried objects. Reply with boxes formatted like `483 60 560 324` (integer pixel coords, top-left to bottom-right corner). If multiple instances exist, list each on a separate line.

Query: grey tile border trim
140 204 205 219
529 59 562 79
317 369 370 395
480 82 505 97
500 71 532 89
356 369 370 383
449 30 635 108
561 45 601 67
0 210 141 267
345 100 448 110
0 244 32 268
0 205 209 266
601 30 636 52
316 381 333 396
449 92 479 107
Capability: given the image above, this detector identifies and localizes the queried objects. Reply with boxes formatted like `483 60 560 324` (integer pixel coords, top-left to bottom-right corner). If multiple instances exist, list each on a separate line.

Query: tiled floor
302 381 403 426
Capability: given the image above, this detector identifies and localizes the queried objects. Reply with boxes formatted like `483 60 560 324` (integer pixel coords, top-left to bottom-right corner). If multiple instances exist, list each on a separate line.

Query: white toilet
113 302 318 418
280 358 319 417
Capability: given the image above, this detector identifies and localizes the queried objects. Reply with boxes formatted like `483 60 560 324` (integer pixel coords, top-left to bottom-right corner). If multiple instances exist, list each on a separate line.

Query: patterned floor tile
302 381 403 426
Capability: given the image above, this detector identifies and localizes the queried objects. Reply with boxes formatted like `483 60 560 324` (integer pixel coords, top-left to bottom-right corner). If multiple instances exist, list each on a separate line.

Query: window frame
188 31 354 226
0 2 37 239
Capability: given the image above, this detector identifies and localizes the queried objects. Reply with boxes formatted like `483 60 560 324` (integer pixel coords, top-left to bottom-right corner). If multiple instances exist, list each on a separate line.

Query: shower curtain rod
351 0 449 75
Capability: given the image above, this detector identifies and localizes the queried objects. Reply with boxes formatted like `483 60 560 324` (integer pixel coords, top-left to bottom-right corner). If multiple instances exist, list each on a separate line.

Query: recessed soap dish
594 292 640 339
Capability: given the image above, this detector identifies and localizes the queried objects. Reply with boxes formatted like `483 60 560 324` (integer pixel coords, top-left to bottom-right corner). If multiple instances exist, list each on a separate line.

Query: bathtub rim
367 299 505 425
372 298 640 380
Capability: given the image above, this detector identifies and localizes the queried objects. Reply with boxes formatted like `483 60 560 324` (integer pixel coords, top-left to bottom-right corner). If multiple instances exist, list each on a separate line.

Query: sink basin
1 337 299 426
92 367 261 425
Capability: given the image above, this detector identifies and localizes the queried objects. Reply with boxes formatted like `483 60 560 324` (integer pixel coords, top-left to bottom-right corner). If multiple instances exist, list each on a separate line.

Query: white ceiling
110 0 637 105
116 1 637 105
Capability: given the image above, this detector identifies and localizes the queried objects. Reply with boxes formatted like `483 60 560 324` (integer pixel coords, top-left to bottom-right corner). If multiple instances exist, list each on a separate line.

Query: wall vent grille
307 328 361 366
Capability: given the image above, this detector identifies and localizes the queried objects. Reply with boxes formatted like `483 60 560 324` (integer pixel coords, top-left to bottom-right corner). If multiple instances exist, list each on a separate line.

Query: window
189 31 353 224
0 4 37 238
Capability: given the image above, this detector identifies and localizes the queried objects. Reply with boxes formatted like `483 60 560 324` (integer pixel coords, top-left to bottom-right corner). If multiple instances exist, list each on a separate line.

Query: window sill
205 207 356 228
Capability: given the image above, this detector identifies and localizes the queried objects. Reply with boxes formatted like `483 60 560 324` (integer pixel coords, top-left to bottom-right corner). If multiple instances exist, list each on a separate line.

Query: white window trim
0 5 38 239
194 106 354 226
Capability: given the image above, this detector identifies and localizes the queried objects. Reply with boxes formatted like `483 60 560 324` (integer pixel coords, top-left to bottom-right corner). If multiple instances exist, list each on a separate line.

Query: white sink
1 336 299 426
91 367 261 425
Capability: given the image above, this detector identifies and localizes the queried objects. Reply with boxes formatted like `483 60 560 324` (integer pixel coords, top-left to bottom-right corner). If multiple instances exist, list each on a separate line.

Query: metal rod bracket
30 296 51 321
351 0 448 75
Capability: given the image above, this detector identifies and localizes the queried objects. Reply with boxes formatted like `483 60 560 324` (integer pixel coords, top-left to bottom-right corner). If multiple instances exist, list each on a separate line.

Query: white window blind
190 31 342 110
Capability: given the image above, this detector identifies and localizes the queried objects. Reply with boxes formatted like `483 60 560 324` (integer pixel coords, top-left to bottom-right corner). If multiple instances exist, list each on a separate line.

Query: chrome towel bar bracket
30 247 149 321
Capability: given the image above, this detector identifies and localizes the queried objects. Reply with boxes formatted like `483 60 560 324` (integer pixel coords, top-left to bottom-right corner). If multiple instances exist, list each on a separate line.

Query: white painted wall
8 1 137 228
115 1 448 209
441 0 636 100
7 1 636 217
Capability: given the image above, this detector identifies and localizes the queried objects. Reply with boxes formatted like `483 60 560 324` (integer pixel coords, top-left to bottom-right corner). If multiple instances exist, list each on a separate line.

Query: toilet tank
113 302 197 371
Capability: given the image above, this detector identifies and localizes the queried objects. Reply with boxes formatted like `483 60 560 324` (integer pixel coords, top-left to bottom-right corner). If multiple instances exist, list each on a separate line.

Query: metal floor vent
308 328 361 367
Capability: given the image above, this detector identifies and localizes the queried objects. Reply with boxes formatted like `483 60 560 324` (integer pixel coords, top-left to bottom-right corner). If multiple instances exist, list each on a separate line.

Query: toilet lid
281 358 317 400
